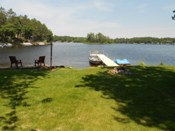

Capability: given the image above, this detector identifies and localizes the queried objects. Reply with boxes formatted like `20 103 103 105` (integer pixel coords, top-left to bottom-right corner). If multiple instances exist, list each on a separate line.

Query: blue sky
0 0 175 38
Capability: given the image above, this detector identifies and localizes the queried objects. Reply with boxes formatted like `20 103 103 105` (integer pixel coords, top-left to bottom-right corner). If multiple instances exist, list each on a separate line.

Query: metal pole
50 42 53 67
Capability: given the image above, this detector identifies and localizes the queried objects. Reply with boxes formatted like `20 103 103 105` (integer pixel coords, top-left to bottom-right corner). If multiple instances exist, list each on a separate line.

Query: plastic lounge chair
9 56 23 68
35 56 45 67
114 59 130 66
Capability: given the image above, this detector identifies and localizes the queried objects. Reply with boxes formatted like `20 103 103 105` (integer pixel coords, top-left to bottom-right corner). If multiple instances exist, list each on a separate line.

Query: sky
0 0 175 38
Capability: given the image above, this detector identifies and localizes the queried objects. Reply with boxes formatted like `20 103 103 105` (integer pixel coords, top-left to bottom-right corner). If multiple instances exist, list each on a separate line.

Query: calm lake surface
0 42 175 68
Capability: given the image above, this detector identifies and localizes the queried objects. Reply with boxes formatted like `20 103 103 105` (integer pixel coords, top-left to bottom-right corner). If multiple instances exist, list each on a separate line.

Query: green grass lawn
0 65 175 131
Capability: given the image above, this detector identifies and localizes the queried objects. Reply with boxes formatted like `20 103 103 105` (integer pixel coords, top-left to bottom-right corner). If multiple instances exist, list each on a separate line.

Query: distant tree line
53 33 175 44
0 7 53 45
114 37 175 44
53 35 87 43
53 33 113 44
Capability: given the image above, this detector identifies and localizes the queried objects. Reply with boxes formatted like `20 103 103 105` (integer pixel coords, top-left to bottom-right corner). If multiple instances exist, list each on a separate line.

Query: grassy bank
0 66 175 131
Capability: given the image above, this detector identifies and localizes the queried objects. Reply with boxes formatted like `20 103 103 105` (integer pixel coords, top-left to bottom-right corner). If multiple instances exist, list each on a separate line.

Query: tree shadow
0 69 49 130
76 66 175 131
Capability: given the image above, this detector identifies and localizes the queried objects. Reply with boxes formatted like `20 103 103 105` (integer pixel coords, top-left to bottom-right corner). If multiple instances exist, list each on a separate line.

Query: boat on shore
89 50 102 66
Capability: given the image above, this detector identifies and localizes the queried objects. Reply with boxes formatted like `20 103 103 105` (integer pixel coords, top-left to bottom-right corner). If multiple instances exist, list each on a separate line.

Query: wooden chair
9 56 23 68
35 56 45 67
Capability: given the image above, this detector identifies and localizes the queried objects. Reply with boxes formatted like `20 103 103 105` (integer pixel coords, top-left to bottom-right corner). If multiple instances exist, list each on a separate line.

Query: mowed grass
0 65 175 131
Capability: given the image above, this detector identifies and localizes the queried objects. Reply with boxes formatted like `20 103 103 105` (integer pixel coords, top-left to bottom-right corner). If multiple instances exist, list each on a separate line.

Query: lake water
0 42 175 68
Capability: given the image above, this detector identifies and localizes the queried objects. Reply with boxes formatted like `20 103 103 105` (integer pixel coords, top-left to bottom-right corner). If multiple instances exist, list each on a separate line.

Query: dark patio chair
35 56 45 67
9 56 23 68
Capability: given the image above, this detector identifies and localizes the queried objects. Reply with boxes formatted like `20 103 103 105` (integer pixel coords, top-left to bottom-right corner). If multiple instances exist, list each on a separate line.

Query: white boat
2 43 13 47
22 42 33 46
0 44 4 48
5 43 13 47
89 50 102 65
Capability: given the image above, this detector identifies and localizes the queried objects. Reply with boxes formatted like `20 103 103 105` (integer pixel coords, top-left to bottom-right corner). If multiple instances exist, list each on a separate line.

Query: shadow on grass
76 66 175 131
0 69 49 130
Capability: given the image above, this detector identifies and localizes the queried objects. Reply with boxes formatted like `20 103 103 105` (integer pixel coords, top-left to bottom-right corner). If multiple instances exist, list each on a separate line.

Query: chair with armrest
35 56 45 67
9 56 23 68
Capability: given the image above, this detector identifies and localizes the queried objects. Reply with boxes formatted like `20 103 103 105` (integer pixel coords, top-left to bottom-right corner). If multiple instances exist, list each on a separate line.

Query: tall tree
0 7 53 44
6 8 16 19
87 33 96 42
0 7 7 26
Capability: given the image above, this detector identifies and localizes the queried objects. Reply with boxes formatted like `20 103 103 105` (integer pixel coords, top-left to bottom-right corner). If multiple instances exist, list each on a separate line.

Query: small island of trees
0 7 53 46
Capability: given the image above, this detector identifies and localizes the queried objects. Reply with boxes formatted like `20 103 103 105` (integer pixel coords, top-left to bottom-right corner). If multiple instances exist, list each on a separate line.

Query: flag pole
50 42 53 68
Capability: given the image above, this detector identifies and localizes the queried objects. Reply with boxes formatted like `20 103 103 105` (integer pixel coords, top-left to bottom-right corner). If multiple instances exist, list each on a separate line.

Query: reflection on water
0 42 175 68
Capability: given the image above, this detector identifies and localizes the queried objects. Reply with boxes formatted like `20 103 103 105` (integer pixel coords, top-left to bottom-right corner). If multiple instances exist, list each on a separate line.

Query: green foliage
53 33 113 44
87 32 96 42
53 35 86 43
139 61 147 66
114 37 175 44
159 60 164 65
87 32 113 43
0 7 7 26
0 7 53 45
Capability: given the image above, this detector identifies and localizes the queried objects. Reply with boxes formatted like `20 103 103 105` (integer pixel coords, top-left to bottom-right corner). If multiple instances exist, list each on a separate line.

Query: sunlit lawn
0 65 175 131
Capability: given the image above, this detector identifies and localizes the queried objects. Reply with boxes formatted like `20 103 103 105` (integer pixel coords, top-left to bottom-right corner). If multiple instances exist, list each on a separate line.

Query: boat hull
89 60 102 66
89 50 102 66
